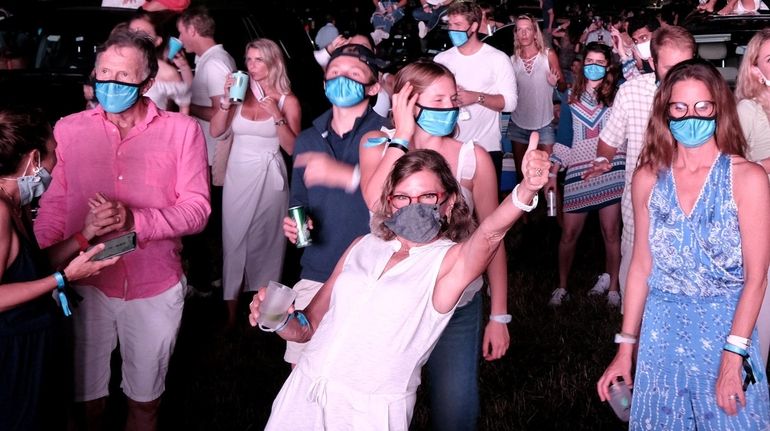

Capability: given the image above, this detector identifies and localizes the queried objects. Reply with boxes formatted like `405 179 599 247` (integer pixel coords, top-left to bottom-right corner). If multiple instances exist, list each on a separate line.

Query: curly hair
370 150 475 242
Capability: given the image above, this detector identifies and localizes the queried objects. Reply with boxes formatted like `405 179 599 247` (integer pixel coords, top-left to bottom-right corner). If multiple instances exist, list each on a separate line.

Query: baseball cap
328 44 385 78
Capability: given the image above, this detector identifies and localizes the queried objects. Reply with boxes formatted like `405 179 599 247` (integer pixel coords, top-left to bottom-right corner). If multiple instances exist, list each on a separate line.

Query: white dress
265 234 457 431
222 97 288 300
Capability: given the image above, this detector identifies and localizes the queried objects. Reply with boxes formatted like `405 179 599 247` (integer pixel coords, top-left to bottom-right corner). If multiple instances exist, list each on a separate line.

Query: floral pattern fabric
632 153 770 430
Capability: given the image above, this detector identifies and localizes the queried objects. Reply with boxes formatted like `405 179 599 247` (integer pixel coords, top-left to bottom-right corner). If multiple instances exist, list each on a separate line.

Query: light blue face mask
94 79 146 113
5 154 52 207
583 64 607 81
448 29 470 47
416 104 459 137
324 76 368 107
668 116 717 148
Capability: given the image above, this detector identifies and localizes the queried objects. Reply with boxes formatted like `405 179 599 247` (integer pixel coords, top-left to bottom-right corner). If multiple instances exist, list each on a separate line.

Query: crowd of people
2 0 770 430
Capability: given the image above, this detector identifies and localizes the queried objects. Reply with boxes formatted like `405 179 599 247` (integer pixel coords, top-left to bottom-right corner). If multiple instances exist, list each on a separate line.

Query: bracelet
723 342 749 358
614 332 638 344
490 313 512 324
548 172 557 178
387 141 408 153
294 311 310 327
477 94 486 105
594 156 610 164
219 102 231 111
273 313 292 333
727 335 751 350
346 164 361 194
73 232 89 252
274 118 287 126
510 183 538 212
53 271 66 290
391 137 409 149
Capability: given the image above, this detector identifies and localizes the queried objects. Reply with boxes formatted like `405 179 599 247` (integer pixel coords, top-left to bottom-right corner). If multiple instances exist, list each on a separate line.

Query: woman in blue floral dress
597 59 770 429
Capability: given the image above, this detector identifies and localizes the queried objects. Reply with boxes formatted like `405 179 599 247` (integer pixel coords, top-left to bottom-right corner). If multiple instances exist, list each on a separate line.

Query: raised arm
433 133 549 313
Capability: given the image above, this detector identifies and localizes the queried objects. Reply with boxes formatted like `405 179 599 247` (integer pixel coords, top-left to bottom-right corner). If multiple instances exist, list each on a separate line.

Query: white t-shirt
192 44 236 165
434 43 517 152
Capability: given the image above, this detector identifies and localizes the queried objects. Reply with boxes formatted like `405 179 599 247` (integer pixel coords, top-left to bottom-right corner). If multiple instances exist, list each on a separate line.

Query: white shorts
72 280 186 402
283 279 323 364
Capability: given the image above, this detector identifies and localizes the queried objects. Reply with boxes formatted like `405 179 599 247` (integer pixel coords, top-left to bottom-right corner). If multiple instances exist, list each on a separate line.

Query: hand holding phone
89 232 137 261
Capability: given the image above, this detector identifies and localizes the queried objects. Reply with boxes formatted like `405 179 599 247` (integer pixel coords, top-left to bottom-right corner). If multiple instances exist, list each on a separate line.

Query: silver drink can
547 190 557 217
288 205 312 248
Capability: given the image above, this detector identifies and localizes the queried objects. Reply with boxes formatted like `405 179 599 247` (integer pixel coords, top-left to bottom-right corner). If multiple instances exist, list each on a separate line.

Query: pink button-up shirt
34 100 211 299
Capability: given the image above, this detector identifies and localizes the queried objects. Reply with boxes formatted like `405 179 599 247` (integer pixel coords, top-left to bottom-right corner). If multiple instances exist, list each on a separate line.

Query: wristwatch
274 118 287 126
476 94 486 106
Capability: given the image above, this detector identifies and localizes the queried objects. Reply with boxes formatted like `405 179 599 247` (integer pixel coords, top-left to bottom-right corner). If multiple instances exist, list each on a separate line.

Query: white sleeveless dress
265 234 458 431
222 97 288 300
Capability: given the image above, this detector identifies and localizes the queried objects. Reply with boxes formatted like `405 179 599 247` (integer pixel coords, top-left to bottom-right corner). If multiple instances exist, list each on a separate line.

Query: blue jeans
371 1 405 34
411 6 447 29
426 291 482 431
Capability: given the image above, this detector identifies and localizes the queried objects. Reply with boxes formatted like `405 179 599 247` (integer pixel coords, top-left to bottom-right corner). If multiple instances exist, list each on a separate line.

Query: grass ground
148 208 630 430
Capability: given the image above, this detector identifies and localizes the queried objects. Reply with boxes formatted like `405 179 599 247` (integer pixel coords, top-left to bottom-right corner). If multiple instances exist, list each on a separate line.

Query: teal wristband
53 271 66 290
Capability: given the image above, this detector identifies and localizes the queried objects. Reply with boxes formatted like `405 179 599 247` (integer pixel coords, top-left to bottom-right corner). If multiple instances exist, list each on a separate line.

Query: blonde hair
514 14 546 57
736 29 770 120
245 38 291 95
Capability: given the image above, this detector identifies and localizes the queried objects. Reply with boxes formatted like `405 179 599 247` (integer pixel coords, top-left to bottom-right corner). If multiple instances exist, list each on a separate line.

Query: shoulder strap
278 94 287 110
457 141 477 181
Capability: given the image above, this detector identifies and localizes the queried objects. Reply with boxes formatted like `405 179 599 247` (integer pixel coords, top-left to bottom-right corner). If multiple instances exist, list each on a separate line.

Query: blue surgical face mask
416 104 459 137
5 154 52 207
95 79 147 113
448 29 470 47
583 64 607 81
668 116 716 148
324 76 368 107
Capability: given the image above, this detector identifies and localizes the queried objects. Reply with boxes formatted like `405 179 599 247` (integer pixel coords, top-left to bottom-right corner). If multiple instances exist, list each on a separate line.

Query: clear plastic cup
608 380 632 422
257 281 296 332
167 37 183 61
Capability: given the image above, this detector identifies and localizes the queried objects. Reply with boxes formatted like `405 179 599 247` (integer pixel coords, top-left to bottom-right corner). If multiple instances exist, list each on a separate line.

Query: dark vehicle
684 11 770 86
0 4 325 124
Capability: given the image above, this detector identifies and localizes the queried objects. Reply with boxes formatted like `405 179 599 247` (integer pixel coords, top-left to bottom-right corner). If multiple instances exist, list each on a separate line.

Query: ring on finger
116 216 120 223
728 394 738 400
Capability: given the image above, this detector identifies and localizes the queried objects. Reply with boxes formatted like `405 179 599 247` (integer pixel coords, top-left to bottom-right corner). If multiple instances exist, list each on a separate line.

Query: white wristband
511 183 538 212
614 333 638 344
346 164 361 193
490 314 512 324
727 334 751 349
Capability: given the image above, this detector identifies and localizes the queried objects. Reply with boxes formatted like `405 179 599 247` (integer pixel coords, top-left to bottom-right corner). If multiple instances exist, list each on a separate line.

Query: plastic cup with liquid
167 37 183 61
228 71 249 104
257 281 297 332
608 380 632 422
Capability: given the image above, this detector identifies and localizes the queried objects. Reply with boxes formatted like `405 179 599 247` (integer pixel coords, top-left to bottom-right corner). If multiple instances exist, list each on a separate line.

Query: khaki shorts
72 280 186 402
283 279 323 364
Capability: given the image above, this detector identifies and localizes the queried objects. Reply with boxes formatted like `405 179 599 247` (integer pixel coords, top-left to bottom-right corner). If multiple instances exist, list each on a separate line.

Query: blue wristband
294 311 310 327
53 272 66 290
723 342 748 358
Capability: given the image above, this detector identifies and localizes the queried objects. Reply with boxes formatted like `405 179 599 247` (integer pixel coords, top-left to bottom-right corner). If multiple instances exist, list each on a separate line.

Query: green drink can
288 205 312 248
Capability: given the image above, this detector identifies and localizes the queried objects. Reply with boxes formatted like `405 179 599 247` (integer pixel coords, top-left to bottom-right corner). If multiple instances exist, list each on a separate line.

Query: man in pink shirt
34 29 210 431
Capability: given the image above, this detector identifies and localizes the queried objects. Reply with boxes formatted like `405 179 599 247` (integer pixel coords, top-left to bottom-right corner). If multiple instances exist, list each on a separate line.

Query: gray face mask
384 203 442 243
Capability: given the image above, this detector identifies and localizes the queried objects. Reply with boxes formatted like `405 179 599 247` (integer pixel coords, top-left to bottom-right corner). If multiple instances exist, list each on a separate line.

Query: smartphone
90 232 137 261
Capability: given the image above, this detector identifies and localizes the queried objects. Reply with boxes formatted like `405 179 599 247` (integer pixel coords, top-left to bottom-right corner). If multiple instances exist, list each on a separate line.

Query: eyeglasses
388 192 446 209
668 100 715 119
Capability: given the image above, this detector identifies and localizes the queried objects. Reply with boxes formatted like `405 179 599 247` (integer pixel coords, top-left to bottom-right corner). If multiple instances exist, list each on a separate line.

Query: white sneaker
607 291 621 307
418 21 428 39
588 273 611 296
548 288 569 306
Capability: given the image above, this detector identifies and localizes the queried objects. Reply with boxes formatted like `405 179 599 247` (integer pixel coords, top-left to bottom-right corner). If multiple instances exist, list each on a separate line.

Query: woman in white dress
248 145 550 431
210 38 301 328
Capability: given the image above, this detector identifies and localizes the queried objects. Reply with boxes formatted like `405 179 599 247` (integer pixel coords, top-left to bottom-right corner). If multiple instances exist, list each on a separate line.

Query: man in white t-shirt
176 6 235 293
434 1 516 183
